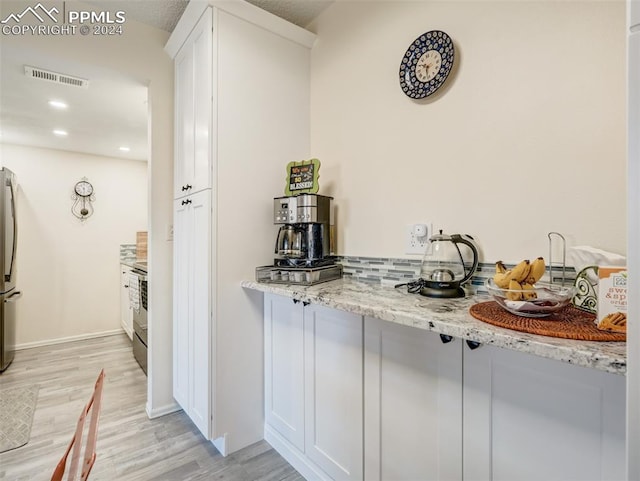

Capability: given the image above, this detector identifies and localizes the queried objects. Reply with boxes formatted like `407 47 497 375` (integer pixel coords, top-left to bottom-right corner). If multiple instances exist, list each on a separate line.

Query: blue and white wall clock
399 30 455 99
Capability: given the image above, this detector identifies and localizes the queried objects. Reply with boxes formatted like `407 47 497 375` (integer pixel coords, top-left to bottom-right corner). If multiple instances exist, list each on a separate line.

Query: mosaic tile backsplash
337 256 576 293
120 244 137 263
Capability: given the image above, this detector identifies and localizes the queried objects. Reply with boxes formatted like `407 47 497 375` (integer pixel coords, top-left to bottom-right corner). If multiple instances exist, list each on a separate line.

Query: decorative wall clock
399 30 455 99
72 177 95 221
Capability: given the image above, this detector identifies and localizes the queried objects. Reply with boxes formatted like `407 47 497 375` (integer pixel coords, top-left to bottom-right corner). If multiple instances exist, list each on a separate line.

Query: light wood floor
0 333 304 481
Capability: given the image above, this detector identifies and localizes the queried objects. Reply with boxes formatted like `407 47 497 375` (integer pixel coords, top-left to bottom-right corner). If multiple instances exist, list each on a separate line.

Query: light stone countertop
241 278 626 375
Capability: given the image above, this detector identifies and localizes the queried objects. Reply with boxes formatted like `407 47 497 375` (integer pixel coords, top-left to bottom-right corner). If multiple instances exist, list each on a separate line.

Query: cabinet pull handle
292 299 299 304
440 334 453 344
181 199 192 205
302 301 310 307
181 184 192 191
466 340 482 350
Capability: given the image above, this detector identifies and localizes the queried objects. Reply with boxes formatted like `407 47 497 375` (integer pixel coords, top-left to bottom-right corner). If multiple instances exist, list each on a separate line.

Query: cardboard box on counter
596 266 627 333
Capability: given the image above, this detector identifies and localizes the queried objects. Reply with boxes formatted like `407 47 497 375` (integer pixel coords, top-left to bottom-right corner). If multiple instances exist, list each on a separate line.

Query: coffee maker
274 194 335 267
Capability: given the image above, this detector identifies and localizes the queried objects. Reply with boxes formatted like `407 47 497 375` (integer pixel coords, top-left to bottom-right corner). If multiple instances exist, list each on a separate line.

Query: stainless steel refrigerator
0 168 19 372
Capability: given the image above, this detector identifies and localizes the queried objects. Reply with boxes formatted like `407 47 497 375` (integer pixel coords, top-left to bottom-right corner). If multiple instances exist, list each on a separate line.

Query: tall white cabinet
166 1 315 455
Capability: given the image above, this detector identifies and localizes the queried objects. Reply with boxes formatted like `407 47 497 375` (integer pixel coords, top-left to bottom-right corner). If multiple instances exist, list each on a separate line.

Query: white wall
0 0 175 415
309 1 627 264
0 144 147 346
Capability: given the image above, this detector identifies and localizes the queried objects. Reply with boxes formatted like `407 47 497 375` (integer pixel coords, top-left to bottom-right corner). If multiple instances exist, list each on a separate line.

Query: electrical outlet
166 224 174 241
405 223 431 255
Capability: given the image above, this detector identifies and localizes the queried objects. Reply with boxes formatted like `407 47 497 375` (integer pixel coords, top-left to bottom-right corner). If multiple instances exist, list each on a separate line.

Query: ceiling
0 0 331 162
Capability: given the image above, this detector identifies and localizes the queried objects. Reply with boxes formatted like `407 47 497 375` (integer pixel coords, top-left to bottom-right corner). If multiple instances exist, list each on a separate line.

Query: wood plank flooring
0 333 305 481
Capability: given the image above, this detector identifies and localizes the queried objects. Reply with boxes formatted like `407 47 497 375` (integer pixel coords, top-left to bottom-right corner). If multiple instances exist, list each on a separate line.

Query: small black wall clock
71 177 95 221
399 30 455 99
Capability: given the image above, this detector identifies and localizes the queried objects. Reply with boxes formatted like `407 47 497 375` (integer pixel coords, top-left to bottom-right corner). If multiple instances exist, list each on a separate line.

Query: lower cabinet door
172 191 212 439
264 294 305 451
173 197 191 412
364 317 463 481
304 304 364 481
463 344 626 481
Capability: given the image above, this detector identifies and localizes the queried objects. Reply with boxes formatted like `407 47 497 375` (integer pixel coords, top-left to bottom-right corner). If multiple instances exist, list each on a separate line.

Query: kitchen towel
129 273 140 311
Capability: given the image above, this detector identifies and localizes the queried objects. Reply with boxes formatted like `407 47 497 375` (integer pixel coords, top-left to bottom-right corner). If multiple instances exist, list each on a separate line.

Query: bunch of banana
493 257 546 301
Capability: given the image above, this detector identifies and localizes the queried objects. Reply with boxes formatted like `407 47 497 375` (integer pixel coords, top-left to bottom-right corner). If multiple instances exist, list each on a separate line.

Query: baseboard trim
264 425 330 481
146 402 182 419
16 329 126 350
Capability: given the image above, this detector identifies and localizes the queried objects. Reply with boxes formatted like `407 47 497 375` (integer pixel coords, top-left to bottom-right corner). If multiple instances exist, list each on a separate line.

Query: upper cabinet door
174 9 212 199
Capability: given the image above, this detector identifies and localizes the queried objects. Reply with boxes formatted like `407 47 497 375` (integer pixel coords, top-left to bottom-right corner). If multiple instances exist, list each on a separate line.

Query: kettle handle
450 234 479 285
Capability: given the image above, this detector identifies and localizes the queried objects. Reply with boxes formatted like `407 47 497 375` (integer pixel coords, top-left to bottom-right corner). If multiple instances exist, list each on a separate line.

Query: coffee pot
419 230 479 298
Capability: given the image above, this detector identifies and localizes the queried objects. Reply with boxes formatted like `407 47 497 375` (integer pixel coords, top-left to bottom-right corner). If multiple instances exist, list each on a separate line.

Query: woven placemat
469 301 626 341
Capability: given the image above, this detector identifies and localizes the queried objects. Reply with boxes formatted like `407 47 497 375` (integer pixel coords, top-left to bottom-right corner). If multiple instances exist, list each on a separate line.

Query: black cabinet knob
440 334 453 344
466 340 482 350
181 184 193 191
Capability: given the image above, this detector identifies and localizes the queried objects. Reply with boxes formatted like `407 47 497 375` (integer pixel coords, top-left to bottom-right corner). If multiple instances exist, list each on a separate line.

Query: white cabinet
264 294 305 451
168 1 314 454
263 294 626 481
120 264 133 340
173 10 212 199
463 344 626 481
172 190 212 438
364 318 462 481
304 304 363 481
264 294 363 481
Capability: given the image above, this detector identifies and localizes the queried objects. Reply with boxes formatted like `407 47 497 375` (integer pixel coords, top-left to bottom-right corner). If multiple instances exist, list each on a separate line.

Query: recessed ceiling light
48 100 68 109
53 129 68 136
119 146 130 152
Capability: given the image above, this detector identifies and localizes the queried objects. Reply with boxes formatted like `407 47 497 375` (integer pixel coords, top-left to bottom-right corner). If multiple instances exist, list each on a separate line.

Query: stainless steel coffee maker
274 194 335 267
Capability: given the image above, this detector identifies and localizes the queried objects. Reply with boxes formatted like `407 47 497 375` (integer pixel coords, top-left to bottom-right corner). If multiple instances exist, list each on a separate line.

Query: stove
130 263 148 375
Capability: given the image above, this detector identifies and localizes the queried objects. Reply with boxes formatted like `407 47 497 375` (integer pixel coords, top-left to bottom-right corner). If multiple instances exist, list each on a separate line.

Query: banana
506 279 523 301
494 270 512 288
521 282 537 300
510 259 531 283
526 257 546 285
495 261 508 275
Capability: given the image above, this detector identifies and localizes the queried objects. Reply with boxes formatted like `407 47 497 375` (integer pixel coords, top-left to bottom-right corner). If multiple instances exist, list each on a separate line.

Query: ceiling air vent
24 65 89 89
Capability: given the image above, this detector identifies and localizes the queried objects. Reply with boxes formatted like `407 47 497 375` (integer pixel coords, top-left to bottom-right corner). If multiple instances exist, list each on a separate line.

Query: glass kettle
419 230 479 298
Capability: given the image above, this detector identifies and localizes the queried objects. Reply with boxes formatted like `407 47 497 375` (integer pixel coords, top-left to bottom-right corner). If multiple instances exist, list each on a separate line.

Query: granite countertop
241 278 626 375
121 260 148 272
